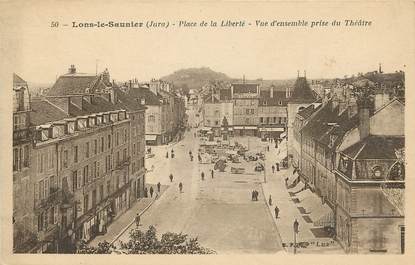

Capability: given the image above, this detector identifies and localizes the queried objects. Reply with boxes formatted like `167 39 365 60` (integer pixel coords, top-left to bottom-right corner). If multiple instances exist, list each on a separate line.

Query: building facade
13 67 147 253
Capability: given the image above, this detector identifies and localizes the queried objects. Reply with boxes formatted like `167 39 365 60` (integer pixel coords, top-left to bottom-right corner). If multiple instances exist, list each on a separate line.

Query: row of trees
77 225 215 254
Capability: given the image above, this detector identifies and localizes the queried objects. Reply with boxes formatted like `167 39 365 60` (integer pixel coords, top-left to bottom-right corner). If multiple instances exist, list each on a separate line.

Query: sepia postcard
1 0 414 265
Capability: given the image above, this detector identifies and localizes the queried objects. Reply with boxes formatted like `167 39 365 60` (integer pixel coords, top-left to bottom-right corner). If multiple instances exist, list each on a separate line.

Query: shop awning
234 126 244 129
145 135 157 141
259 128 285 132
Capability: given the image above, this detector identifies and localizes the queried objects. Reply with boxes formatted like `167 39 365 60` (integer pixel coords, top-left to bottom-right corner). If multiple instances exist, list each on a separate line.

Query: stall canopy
145 135 157 141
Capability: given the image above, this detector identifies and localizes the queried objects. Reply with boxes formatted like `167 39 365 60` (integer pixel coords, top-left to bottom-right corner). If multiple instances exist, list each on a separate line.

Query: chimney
243 75 245 84
358 97 371 140
270 87 274 98
68 65 76 74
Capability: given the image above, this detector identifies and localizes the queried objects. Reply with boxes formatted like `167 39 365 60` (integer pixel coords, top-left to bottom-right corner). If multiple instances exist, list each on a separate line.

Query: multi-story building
335 98 404 253
257 85 288 139
13 66 146 253
292 70 405 253
231 83 260 136
13 74 36 253
287 73 317 159
202 87 233 136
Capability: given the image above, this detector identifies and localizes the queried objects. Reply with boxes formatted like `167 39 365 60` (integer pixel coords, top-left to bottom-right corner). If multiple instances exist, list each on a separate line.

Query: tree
78 226 215 254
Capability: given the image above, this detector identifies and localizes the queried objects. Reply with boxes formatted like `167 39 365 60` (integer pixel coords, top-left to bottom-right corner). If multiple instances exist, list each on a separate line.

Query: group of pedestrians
166 149 175 159
271 163 280 173
251 190 259 201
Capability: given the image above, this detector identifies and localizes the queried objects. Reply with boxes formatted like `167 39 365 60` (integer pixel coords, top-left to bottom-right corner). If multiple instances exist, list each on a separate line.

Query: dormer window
96 115 102 125
67 121 75 134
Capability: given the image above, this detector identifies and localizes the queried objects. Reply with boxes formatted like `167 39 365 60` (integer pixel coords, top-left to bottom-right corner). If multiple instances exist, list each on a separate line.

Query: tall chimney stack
357 96 371 140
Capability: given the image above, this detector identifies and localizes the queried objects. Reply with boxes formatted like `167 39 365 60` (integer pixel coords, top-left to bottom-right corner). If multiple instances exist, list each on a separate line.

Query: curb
259 182 286 252
110 197 157 245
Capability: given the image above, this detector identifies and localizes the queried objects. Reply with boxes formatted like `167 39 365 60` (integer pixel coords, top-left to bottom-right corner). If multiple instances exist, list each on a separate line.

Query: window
273 117 277 123
372 166 383 179
94 139 98 154
99 185 104 201
83 166 88 185
72 171 77 192
86 142 90 158
116 151 120 165
50 175 56 193
266 117 270 124
259 117 263 123
74 146 78 163
13 148 18 171
108 134 111 149
106 180 111 196
63 150 68 168
133 144 136 155
148 115 155 122
116 132 119 146
124 128 127 143
39 180 45 200
23 145 29 167
215 121 219 126
101 137 104 152
279 117 282 124
123 148 127 161
92 189 97 207
93 161 98 178
84 194 89 213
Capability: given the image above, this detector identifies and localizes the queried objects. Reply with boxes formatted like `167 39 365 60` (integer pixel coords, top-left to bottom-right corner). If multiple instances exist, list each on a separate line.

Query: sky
6 1 413 84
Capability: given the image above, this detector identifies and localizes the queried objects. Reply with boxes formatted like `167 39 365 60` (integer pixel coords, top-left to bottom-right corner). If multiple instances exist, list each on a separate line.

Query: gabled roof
219 89 232 100
297 104 316 119
259 90 288 106
13 73 27 86
232 83 258 94
30 100 69 125
343 136 404 160
289 77 316 103
126 86 162 105
47 74 98 96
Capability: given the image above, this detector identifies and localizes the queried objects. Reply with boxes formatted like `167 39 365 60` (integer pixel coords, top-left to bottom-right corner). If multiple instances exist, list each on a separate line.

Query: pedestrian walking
179 182 183 192
276 162 280 171
251 190 255 201
268 195 272 206
135 214 140 227
272 165 275 173
166 152 169 158
169 174 173 182
144 187 148 198
211 169 214 179
285 177 288 187
157 182 161 193
150 186 154 198
274 206 279 219
201 172 205 181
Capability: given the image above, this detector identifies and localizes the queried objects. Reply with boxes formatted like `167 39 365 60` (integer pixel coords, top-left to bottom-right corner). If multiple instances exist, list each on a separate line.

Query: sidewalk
88 184 168 246
261 141 344 254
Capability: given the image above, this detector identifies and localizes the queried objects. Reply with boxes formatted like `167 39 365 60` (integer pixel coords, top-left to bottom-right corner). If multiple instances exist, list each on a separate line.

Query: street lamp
293 219 299 254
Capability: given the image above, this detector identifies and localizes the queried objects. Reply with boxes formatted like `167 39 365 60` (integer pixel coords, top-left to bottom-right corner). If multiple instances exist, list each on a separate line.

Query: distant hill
160 67 231 93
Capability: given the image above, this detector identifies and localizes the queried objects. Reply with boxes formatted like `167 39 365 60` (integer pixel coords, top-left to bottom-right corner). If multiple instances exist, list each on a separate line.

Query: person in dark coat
135 214 140 227
201 172 205 181
251 190 255 201
179 182 183 192
144 187 148 197
166 152 169 158
211 169 214 179
276 162 280 171
268 195 272 206
274 206 280 219
157 182 161 193
169 174 173 182
149 186 154 197
272 165 275 173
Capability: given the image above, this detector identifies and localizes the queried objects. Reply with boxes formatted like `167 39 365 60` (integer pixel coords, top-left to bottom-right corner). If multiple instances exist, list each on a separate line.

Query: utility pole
293 219 299 254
